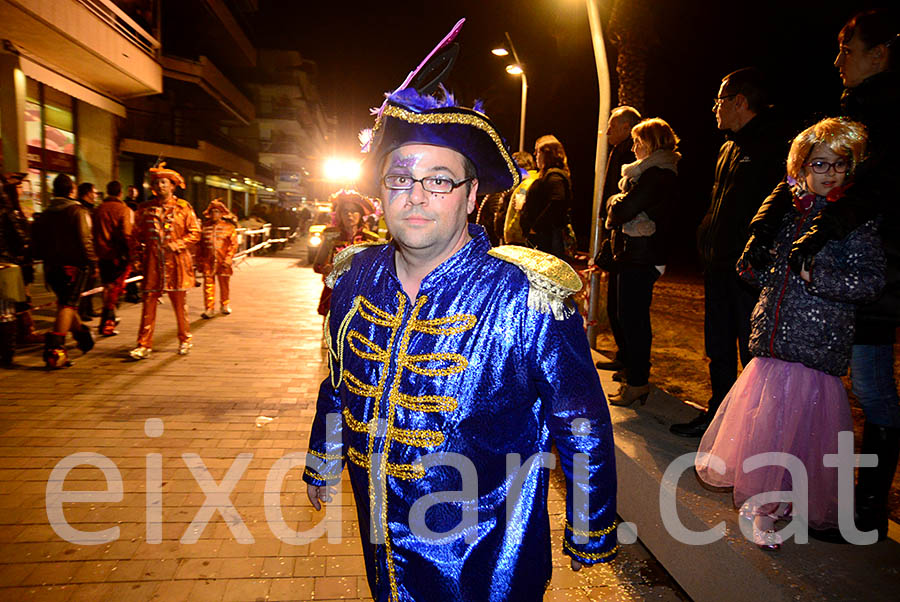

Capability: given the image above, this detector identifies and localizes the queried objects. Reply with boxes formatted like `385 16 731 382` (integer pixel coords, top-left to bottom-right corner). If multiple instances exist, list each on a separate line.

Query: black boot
855 422 900 542
0 320 15 367
72 324 94 353
43 332 70 369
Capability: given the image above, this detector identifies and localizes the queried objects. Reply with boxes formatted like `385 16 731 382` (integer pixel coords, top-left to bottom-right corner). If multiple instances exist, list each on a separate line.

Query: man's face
83 187 96 205
152 177 174 200
606 115 631 147
713 80 740 131
211 209 222 222
835 34 884 89
380 144 477 256
128 187 138 200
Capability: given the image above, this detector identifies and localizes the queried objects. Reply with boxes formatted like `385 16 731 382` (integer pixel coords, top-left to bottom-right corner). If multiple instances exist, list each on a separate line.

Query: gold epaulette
325 240 388 288
488 246 582 320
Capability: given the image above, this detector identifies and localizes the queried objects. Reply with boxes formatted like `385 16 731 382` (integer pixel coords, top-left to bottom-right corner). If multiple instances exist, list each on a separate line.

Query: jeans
851 344 900 428
704 270 757 412
615 265 660 386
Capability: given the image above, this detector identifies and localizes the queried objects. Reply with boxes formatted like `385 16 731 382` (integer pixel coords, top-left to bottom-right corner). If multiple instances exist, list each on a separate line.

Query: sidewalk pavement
0 247 686 601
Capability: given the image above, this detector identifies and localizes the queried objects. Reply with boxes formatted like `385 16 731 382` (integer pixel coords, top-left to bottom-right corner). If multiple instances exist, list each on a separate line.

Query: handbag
594 237 615 270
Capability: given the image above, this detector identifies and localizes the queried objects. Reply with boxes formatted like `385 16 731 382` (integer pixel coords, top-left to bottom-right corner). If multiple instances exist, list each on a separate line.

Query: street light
491 32 527 154
323 157 361 182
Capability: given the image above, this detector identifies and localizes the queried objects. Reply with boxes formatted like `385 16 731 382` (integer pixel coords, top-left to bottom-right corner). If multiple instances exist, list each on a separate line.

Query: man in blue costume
303 24 617 601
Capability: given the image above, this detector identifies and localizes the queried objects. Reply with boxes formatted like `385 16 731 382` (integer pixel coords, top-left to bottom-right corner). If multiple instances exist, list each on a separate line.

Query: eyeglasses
712 94 736 109
805 159 850 174
382 174 473 194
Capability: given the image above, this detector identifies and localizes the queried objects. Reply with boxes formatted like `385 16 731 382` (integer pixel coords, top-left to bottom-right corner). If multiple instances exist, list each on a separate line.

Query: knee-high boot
856 422 900 541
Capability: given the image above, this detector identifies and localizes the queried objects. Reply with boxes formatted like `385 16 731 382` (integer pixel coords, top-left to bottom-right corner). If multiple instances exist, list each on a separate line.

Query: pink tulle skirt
695 357 852 529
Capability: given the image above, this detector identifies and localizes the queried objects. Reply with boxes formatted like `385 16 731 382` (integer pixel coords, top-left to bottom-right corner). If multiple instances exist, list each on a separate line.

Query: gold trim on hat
376 105 520 190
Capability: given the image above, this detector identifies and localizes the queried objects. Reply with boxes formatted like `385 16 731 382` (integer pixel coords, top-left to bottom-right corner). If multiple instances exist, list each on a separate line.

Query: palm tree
608 0 650 113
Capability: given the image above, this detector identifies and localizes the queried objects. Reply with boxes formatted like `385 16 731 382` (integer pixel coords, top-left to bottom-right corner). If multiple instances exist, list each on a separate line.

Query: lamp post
492 32 527 153
584 0 612 348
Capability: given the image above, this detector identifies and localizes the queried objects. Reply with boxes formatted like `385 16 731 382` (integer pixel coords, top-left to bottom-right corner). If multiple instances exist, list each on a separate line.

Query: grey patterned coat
737 192 885 376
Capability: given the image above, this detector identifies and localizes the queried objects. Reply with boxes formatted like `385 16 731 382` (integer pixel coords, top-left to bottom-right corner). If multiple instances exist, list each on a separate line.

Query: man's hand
307 483 336 511
571 558 583 571
742 233 775 272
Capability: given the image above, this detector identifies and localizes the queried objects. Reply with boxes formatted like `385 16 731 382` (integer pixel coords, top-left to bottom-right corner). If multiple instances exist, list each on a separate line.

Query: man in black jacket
671 68 787 437
31 174 96 368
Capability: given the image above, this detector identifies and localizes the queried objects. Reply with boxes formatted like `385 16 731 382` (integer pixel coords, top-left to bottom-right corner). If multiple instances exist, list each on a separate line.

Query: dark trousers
606 270 625 363
615 265 660 386
704 270 757 413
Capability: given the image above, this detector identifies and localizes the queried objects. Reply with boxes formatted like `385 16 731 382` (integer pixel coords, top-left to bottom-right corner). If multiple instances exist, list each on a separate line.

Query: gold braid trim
563 538 619 561
389 425 445 448
358 295 401 327
343 371 381 398
328 297 361 389
378 105 521 190
397 393 458 413
414 313 477 335
304 467 342 482
346 447 425 480
565 520 617 538
402 352 469 376
342 406 370 433
488 246 582 320
347 446 370 469
347 330 387 361
306 449 343 461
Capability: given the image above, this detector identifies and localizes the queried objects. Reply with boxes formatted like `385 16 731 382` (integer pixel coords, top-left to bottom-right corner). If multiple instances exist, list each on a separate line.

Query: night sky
255 0 893 271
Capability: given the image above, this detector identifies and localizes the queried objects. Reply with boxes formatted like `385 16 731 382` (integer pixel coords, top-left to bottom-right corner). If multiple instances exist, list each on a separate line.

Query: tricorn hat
149 162 185 189
360 19 522 196
330 189 376 222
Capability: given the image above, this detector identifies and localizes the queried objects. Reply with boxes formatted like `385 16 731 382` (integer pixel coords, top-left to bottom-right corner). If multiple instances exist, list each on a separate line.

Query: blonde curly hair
786 118 867 183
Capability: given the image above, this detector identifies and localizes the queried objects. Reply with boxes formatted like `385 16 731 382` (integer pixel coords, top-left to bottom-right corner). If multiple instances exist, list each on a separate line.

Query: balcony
0 0 163 98
120 108 257 176
161 54 254 124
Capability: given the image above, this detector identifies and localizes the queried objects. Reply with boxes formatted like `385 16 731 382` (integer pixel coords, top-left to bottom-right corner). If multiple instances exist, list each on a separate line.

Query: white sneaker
129 346 151 360
221 306 232 315
178 341 192 355
201 310 215 319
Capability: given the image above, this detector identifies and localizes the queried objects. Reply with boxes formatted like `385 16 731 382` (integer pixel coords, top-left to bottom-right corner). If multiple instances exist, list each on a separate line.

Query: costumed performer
129 163 200 359
197 199 238 318
302 20 617 602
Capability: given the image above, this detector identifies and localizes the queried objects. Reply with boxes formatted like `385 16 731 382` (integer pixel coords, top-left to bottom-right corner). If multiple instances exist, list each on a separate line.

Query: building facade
0 0 162 215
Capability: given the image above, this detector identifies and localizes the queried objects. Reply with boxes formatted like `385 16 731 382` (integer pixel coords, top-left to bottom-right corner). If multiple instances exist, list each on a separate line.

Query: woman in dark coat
603 118 680 406
519 135 573 260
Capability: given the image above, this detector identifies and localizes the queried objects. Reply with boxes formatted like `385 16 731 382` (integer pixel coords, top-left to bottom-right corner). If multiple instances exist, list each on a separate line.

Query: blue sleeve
528 305 618 564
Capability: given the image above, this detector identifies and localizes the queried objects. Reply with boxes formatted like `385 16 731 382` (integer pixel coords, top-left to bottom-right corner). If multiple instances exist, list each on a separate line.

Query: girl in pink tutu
695 117 885 549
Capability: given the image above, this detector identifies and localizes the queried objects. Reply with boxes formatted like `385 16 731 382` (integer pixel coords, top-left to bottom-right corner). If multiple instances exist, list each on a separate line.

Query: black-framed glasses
382 174 473 194
805 159 850 174
712 94 736 109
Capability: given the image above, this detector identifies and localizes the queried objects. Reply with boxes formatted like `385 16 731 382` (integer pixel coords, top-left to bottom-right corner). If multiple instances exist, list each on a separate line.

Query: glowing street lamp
491 33 527 153
323 157 361 182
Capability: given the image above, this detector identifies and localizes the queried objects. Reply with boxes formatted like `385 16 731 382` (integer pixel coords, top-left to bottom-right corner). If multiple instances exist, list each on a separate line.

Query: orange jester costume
129 164 200 359
197 199 238 317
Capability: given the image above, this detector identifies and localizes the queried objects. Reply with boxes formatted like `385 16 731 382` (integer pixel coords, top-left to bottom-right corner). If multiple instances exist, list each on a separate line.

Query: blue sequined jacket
304 225 617 601
738 192 885 375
